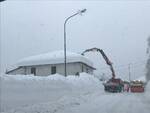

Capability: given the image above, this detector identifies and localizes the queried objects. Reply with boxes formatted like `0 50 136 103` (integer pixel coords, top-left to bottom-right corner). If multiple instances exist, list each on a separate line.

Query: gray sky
0 1 150 80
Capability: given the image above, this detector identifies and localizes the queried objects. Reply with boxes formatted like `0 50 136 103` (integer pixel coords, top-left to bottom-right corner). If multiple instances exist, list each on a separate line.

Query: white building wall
81 63 93 74
36 65 51 76
57 62 82 75
7 67 25 75
8 62 93 76
23 65 51 76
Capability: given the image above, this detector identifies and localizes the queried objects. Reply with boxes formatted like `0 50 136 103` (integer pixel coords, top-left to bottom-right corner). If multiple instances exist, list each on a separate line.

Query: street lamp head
80 9 87 13
78 9 87 16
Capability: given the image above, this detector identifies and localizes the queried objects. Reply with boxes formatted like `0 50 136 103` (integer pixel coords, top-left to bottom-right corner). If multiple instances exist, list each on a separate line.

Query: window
86 68 89 73
75 72 79 76
31 67 36 75
51 66 56 74
82 64 84 72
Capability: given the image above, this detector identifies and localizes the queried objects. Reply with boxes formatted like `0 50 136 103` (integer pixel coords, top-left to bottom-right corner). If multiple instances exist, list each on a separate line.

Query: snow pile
66 73 101 89
1 73 101 90
0 73 102 112
1 74 38 81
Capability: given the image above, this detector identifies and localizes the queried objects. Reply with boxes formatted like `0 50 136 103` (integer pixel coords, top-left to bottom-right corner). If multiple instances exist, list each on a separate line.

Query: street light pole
128 63 131 82
64 9 86 77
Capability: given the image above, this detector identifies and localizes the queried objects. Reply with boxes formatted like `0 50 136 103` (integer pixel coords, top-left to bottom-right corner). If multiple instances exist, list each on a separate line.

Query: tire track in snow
56 92 150 113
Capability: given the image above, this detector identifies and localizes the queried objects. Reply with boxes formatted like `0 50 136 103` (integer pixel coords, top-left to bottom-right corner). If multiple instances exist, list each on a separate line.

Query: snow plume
146 36 150 82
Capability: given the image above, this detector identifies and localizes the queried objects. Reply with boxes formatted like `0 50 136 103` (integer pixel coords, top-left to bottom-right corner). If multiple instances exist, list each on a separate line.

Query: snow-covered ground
0 73 150 113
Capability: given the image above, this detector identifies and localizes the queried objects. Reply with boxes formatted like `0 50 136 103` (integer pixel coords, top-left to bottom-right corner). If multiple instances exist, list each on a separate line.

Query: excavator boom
82 47 115 79
82 47 124 92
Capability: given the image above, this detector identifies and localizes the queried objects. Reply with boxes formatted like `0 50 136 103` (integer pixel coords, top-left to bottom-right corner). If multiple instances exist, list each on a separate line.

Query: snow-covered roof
16 50 94 68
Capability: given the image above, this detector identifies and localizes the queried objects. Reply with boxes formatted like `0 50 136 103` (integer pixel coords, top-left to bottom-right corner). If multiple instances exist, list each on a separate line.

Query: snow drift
0 73 102 113
1 73 101 90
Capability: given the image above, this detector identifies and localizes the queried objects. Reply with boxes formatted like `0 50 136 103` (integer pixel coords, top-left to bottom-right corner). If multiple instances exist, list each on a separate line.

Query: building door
51 66 56 74
31 67 36 75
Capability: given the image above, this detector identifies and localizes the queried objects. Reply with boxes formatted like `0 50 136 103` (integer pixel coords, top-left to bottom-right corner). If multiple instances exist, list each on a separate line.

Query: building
6 51 95 76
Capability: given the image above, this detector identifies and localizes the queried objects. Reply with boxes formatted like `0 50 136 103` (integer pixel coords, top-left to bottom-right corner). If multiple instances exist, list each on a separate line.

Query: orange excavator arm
81 47 115 79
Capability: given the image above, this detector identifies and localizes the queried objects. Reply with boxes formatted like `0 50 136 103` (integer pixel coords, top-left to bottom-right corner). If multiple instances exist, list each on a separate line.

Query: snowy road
3 90 150 113
59 92 150 113
1 74 150 113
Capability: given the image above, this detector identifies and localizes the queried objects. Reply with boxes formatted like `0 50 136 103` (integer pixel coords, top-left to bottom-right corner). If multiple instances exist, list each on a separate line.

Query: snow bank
1 73 102 90
0 73 102 112
66 73 101 89
1 73 101 90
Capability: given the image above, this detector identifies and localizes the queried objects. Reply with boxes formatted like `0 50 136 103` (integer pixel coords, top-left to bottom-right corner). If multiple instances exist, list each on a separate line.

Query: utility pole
128 63 131 82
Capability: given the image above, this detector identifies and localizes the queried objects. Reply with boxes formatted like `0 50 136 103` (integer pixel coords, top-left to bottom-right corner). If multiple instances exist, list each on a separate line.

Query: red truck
130 81 145 93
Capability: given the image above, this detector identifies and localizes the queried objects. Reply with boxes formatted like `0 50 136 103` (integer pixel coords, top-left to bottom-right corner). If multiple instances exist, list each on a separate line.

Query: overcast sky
0 1 150 80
